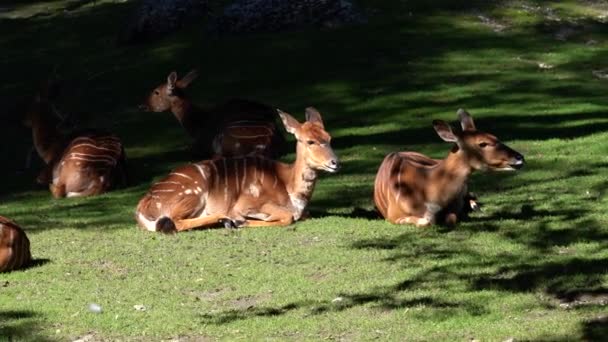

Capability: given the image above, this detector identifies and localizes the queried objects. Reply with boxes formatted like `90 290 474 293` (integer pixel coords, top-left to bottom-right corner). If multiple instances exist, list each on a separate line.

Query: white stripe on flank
152 189 175 193
260 159 265 184
396 158 404 202
194 163 207 180
234 159 240 193
222 159 228 202
66 156 115 164
68 151 116 159
210 161 219 191
170 172 192 180
241 158 248 189
253 158 258 181
155 181 182 186
70 143 118 152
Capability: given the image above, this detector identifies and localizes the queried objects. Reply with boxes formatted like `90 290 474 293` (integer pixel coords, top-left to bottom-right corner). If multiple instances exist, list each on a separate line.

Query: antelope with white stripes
374 109 524 227
136 107 339 233
0 216 31 272
140 70 286 159
23 81 127 198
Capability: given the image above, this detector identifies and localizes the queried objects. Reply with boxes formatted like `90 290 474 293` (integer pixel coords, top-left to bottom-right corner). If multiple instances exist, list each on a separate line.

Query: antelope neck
31 104 61 164
170 99 205 137
432 148 474 197
285 141 318 203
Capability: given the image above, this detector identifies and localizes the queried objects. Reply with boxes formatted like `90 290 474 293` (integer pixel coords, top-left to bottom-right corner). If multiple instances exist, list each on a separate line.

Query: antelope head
140 69 199 112
433 109 524 171
278 107 340 173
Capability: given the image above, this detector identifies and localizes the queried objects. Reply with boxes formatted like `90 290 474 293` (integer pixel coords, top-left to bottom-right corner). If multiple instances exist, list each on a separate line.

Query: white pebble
88 303 102 314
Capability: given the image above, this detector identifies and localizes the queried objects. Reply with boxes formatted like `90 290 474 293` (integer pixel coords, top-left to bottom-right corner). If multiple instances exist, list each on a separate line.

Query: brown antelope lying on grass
136 107 339 233
0 216 31 272
24 81 127 198
374 109 524 227
141 70 287 159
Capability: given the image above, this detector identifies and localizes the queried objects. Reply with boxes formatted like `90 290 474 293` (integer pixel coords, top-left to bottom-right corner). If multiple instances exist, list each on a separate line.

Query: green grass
1 0 608 340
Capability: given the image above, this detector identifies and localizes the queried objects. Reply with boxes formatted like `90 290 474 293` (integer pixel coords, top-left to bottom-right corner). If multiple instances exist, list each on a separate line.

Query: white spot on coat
248 184 260 198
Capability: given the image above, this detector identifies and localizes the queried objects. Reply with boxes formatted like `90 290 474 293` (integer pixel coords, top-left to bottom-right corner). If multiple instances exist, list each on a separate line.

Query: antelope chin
322 165 340 173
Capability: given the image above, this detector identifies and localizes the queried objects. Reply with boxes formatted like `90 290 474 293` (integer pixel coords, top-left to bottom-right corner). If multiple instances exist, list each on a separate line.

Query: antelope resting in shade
136 107 339 233
140 70 287 159
0 216 31 272
23 81 128 198
374 109 524 227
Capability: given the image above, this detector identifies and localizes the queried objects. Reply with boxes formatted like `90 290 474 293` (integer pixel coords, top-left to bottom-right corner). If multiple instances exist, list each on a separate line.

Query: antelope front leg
240 204 295 227
395 216 433 227
174 213 228 232
393 202 441 227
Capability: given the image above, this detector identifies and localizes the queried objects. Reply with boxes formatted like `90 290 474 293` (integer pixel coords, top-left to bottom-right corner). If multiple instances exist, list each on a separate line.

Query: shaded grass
1 0 608 340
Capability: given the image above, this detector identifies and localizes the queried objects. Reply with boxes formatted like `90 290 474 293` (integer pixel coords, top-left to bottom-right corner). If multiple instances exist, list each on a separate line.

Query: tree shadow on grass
0 310 51 342
199 286 485 325
582 315 608 342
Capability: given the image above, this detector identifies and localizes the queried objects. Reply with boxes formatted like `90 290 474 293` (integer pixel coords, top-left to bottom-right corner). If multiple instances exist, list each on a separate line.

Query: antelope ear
167 71 178 92
177 69 198 88
277 109 301 135
433 120 459 143
457 108 476 131
305 107 324 128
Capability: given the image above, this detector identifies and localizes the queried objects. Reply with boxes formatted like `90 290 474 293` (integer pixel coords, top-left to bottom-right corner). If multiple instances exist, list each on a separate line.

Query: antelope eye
154 90 160 95
479 142 488 148
307 140 315 145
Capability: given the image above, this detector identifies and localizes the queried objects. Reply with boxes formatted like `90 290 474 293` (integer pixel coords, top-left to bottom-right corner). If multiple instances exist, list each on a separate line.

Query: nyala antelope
23 81 127 198
0 216 31 272
374 109 524 227
136 107 339 233
141 70 287 159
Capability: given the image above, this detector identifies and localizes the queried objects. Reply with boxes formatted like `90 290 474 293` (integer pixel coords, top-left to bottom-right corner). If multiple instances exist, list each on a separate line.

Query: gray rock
120 0 208 44
209 0 365 34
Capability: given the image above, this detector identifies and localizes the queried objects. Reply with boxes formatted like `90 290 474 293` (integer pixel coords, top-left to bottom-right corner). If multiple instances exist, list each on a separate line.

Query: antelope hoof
219 218 246 229
415 217 432 227
219 218 237 229
156 217 177 235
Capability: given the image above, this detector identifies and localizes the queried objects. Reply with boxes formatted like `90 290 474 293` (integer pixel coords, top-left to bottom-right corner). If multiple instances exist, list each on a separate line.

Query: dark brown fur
0 216 31 272
374 109 524 227
24 82 127 198
135 107 339 233
141 70 287 159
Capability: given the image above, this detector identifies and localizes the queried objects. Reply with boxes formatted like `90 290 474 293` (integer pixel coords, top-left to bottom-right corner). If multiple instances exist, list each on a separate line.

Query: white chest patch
289 194 308 221
248 184 261 198
423 202 442 223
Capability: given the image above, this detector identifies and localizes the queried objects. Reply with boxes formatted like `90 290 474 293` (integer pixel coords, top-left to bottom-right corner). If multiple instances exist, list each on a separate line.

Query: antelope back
0 216 31 272
213 121 278 157
53 132 126 195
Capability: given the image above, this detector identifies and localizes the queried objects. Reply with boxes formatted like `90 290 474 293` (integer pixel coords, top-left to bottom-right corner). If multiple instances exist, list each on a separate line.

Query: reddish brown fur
135 107 339 233
0 216 31 272
141 70 286 158
374 109 524 227
24 82 127 198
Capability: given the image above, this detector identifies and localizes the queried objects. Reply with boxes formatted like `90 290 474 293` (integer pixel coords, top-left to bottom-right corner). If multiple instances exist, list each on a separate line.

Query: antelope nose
510 153 525 169
138 104 150 111
328 159 340 171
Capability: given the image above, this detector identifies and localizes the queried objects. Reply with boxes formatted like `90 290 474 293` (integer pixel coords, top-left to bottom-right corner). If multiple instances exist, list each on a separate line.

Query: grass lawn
1 0 607 340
